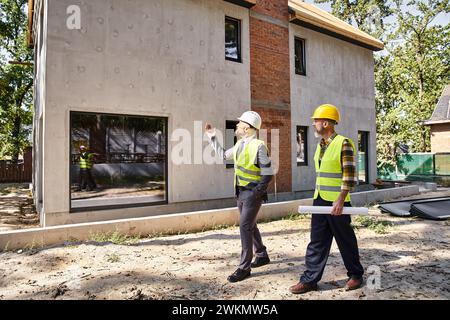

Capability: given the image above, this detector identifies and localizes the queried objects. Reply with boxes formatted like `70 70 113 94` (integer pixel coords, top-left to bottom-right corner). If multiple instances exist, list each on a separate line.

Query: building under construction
28 0 383 226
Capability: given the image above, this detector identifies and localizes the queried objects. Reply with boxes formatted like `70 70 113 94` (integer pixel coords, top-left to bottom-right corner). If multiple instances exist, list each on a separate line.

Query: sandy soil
0 189 449 300
0 184 39 232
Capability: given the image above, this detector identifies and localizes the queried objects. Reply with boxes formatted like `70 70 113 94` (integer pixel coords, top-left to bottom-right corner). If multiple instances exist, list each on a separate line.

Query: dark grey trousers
237 189 268 270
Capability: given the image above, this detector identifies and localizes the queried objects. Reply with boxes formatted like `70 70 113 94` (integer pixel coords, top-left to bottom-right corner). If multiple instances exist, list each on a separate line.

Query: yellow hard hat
311 104 340 123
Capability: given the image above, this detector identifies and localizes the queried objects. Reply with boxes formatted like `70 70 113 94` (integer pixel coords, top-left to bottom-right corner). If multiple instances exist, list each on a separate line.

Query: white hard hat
237 111 262 130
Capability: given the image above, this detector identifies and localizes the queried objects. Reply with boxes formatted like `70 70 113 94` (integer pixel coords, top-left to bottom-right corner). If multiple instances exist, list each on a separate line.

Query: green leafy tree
0 0 33 162
314 0 394 38
316 0 450 174
375 0 449 171
388 0 450 153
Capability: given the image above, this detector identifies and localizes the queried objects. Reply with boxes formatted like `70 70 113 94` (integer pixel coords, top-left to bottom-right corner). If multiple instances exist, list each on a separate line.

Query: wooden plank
223 0 256 9
27 0 34 48
289 0 384 51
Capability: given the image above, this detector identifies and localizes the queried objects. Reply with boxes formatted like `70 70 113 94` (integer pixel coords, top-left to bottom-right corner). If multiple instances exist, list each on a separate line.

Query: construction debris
379 197 450 220
410 199 450 220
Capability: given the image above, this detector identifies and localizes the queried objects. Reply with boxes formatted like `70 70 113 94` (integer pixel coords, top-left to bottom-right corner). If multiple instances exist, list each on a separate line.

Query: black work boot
251 256 270 268
227 268 251 283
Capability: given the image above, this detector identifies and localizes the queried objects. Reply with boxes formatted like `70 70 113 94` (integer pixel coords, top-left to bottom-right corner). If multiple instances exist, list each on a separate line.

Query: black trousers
79 169 96 190
300 195 364 284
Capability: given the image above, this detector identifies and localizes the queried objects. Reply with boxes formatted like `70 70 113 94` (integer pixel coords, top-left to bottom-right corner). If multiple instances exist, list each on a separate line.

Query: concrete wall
430 123 450 153
32 0 48 222
41 0 251 224
289 25 377 192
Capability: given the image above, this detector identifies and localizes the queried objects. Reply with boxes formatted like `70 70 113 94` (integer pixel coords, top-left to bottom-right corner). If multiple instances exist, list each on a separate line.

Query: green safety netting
377 153 450 183
396 153 434 175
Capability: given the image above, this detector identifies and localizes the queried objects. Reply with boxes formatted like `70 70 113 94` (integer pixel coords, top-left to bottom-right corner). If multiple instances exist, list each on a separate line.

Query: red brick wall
251 0 290 22
253 107 292 192
250 0 292 192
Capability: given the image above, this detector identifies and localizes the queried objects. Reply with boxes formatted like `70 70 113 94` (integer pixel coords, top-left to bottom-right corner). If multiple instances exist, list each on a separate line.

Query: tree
389 0 450 152
0 0 33 163
375 0 449 170
314 0 394 39
316 0 450 171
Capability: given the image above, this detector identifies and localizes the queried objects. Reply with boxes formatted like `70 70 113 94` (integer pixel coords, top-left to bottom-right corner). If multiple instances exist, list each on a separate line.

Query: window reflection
358 131 369 184
225 17 241 62
70 112 167 210
296 126 308 165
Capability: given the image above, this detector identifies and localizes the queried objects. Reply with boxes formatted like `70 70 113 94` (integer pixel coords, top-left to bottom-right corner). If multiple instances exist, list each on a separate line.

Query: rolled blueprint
298 206 369 215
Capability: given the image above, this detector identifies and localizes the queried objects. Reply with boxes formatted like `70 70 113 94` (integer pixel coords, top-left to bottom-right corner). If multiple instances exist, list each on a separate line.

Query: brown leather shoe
289 282 318 294
345 277 363 291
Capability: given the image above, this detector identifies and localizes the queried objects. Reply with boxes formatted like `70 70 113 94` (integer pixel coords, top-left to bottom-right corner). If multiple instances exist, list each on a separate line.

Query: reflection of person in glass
77 145 97 192
297 133 304 162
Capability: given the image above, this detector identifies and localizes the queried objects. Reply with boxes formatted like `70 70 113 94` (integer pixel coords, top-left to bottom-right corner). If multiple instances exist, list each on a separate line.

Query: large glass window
296 126 308 166
70 112 167 210
358 131 369 184
225 16 241 62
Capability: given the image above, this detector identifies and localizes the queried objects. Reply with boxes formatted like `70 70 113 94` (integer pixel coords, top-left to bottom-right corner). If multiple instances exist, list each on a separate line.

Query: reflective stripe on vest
79 153 93 169
233 139 264 188
313 135 355 202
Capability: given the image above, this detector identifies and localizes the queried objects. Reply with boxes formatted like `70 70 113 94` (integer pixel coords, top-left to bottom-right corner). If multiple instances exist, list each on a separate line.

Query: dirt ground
0 184 39 232
0 189 449 300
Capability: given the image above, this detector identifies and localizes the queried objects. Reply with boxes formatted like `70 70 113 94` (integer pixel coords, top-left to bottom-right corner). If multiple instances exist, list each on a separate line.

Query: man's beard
235 129 244 138
314 130 321 138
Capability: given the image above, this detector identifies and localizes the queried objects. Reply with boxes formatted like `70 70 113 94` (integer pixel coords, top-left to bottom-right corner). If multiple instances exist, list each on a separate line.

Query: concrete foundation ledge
411 181 437 192
350 185 419 206
0 186 419 250
0 198 313 251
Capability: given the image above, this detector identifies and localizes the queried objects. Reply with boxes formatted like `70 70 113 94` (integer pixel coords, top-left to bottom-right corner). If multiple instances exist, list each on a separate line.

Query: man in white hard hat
205 111 273 282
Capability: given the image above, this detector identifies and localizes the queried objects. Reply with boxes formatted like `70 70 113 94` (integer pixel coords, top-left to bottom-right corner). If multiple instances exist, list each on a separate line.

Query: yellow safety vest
233 139 265 188
313 134 355 202
79 152 94 169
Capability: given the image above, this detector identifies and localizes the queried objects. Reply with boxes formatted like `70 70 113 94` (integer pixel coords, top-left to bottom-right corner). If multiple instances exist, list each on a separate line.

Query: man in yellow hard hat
290 104 364 294
205 111 273 283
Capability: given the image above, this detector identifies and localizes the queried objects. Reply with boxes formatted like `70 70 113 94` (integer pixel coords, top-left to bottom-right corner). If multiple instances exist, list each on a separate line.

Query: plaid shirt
319 132 357 192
